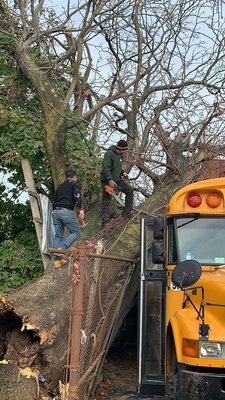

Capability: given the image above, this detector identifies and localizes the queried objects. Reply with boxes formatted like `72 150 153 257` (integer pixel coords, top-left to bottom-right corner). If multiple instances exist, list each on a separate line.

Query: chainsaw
104 185 125 207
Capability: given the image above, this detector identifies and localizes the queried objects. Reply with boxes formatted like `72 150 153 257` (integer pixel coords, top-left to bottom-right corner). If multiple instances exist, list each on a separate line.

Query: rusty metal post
68 244 87 400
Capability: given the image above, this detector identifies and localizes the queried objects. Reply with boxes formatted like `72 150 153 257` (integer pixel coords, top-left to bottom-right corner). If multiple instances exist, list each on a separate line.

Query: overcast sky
0 172 28 203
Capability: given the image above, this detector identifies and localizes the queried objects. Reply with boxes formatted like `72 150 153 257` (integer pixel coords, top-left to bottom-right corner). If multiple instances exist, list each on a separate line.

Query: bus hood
198 268 225 340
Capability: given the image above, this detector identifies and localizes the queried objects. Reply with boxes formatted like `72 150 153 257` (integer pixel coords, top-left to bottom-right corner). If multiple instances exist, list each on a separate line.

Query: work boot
121 210 135 217
54 259 67 269
102 219 110 228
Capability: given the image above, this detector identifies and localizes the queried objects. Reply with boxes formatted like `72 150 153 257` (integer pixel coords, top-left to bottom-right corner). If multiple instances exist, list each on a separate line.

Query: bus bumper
178 369 225 400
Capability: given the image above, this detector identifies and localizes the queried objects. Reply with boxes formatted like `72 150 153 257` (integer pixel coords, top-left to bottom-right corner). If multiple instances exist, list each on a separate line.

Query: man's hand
79 209 86 227
123 172 128 179
108 179 117 188
79 209 85 221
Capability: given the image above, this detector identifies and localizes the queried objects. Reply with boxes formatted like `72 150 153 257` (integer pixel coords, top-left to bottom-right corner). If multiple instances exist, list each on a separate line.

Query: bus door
138 218 166 396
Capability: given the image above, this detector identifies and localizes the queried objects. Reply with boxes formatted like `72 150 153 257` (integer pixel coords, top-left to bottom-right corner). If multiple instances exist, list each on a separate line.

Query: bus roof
167 177 225 215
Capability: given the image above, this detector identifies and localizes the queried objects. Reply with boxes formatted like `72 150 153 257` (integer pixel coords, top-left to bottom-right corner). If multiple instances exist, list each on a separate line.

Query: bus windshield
169 217 225 265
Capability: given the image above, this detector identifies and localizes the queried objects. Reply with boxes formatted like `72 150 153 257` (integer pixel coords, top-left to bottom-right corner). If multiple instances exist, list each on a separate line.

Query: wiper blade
177 215 200 229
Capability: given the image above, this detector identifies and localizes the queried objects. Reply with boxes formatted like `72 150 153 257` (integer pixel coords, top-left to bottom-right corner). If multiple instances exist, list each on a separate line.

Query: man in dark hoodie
100 139 134 226
52 169 85 268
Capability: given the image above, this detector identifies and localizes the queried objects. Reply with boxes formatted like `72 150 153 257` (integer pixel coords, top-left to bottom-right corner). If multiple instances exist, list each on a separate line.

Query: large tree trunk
0 263 71 399
15 45 68 187
0 174 196 399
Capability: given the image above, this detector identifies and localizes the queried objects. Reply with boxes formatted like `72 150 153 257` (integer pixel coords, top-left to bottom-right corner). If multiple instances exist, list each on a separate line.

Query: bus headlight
200 342 222 358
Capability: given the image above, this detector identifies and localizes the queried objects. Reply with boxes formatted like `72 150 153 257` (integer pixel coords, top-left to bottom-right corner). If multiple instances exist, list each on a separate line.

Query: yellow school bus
138 177 225 399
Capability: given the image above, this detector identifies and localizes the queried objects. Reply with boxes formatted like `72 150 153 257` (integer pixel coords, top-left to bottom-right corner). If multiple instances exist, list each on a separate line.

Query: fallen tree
0 171 198 400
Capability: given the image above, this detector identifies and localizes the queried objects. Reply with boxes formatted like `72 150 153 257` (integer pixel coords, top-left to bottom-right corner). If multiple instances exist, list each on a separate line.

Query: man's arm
101 151 113 181
73 182 85 222
73 182 84 210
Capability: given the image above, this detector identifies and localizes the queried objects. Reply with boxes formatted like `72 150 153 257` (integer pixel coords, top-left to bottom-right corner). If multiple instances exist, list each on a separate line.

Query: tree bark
15 45 68 187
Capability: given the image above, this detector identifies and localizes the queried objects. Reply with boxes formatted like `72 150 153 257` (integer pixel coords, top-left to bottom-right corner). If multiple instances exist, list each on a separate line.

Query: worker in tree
52 169 85 268
100 139 134 227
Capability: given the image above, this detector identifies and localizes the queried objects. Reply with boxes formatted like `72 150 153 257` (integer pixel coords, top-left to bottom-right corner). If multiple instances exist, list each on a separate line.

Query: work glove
108 179 117 188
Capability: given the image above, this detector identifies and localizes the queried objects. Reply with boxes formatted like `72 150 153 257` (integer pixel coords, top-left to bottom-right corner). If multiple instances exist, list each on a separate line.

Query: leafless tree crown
1 0 225 196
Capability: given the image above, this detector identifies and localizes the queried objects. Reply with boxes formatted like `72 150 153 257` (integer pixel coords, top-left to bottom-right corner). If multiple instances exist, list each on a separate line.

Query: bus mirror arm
171 260 211 339
183 286 210 340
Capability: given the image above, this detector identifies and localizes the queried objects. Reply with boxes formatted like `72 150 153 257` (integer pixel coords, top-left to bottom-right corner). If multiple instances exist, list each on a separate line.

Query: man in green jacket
100 139 134 226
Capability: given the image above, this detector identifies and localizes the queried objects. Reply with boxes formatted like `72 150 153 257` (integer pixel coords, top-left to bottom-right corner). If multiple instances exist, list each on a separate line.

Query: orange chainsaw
104 185 125 207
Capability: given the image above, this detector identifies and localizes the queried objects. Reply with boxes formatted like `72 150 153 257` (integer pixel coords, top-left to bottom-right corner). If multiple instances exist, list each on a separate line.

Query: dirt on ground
92 287 164 400
93 353 165 400
94 353 136 399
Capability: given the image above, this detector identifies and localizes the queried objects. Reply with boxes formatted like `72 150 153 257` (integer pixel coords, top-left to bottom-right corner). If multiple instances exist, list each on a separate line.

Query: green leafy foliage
0 32 32 109
0 200 32 243
0 28 52 197
66 125 102 199
0 232 43 293
0 107 52 198
0 186 33 242
0 189 43 292
0 109 43 158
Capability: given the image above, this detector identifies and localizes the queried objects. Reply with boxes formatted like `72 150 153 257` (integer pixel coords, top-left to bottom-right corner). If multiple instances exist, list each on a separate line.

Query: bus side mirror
153 217 164 240
152 240 164 264
171 260 202 289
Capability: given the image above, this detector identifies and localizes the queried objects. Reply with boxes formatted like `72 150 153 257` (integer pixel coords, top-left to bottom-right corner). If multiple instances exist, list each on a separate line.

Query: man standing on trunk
100 139 134 227
52 169 85 268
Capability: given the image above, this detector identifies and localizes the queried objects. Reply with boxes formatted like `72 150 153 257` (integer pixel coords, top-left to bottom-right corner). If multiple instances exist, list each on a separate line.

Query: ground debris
90 354 167 400
94 378 114 399
5 328 40 367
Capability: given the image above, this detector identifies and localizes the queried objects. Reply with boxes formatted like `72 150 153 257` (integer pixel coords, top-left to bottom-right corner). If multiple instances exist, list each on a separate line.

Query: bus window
144 281 163 378
169 217 225 265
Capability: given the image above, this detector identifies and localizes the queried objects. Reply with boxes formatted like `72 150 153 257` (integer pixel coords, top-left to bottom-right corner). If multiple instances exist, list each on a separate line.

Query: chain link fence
65 246 137 400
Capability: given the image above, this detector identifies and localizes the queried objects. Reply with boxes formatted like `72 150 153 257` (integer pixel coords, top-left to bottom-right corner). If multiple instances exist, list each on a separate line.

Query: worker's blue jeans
52 208 81 259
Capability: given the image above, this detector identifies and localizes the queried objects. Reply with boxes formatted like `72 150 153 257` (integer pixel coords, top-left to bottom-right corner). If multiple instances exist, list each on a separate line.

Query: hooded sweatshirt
100 145 124 183
53 179 83 210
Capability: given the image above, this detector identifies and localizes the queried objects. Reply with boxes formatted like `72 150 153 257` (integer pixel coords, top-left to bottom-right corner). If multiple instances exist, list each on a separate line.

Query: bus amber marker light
182 338 199 357
187 192 202 208
206 192 221 208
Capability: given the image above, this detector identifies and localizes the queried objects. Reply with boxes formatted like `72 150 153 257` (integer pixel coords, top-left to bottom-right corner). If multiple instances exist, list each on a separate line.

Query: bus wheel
172 363 182 400
173 369 179 399
167 364 181 399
